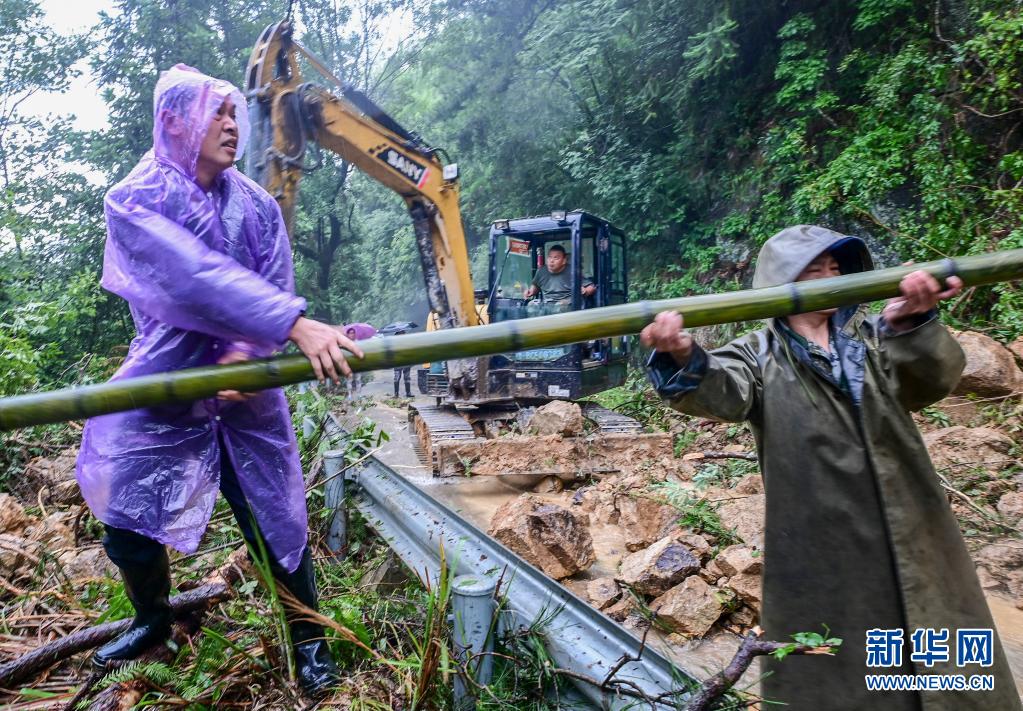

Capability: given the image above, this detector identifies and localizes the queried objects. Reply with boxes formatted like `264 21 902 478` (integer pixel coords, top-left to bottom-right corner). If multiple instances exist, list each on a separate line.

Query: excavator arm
244 21 480 332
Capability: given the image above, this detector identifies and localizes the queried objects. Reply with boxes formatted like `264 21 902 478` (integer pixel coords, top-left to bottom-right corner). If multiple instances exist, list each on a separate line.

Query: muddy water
350 372 1022 697
989 595 1023 696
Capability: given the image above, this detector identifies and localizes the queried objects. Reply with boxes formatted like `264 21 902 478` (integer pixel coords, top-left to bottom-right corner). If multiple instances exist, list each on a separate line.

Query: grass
693 459 759 489
650 479 743 547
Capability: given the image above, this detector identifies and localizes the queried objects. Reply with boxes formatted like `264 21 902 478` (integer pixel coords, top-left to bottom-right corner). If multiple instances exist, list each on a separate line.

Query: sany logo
380 148 429 188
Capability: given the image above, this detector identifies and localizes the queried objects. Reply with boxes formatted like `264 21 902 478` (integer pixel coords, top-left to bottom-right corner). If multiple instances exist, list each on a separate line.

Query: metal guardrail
325 412 695 709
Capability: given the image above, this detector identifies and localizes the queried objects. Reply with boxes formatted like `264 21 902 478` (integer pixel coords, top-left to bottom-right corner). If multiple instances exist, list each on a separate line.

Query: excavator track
410 400 645 474
580 402 645 435
409 403 478 470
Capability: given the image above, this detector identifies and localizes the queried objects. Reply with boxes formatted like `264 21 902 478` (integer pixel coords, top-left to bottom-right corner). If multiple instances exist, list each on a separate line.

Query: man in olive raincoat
641 225 1021 710
75 65 362 696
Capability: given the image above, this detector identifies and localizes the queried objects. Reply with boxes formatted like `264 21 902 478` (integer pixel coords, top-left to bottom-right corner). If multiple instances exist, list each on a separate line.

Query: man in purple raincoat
75 65 361 696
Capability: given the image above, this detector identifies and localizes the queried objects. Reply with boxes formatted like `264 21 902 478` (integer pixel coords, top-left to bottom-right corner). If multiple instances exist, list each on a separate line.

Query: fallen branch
683 451 757 462
82 614 206 711
937 472 1023 535
0 549 248 690
682 627 836 711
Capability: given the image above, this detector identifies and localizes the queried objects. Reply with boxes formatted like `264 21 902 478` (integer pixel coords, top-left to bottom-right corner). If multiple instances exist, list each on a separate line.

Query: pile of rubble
484 329 1023 644
0 450 115 594
487 456 766 640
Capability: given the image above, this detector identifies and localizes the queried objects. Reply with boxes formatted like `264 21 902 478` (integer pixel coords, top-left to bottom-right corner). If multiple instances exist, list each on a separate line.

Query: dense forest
3 0 1023 395
3 2 1023 707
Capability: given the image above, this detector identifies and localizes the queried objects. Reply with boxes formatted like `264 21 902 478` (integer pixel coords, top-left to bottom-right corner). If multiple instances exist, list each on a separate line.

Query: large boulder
488 495 595 579
953 331 1023 398
923 426 1014 475
617 536 701 596
717 494 765 548
651 576 724 637
0 494 29 534
529 400 584 437
1009 336 1023 367
618 496 679 552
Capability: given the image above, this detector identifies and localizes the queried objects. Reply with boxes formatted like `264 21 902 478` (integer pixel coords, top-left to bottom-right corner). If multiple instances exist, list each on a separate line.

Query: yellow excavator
244 21 638 472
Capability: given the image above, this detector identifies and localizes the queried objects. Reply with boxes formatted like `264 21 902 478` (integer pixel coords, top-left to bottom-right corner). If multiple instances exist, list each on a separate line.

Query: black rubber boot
272 549 341 697
394 384 400 397
93 549 173 670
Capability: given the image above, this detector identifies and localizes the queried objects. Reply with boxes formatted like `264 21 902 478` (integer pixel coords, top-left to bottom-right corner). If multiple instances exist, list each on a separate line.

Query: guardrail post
302 415 316 440
322 449 347 559
451 574 497 710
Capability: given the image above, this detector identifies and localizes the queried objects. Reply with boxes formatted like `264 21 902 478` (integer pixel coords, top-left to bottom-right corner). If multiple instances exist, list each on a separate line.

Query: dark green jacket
648 308 1021 710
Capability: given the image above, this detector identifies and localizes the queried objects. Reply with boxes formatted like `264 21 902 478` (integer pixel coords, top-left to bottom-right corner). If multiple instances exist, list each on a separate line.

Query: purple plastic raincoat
75 65 310 572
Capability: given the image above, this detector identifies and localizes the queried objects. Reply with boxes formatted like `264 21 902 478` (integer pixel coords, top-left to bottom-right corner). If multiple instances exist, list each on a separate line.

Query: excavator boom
244 21 479 332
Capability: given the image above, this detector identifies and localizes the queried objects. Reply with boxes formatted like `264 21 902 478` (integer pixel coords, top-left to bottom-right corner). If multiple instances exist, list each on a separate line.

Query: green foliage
771 626 843 661
693 459 758 489
650 479 741 546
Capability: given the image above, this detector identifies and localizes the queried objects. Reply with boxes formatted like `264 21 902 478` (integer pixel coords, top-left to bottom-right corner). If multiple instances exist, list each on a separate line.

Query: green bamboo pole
2 249 1022 431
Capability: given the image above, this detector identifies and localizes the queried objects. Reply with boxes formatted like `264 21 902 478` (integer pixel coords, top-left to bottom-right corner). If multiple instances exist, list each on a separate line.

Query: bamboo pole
2 249 1022 431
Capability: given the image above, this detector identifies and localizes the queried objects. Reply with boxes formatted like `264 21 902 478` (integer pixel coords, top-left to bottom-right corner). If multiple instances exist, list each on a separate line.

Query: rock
923 426 1014 475
529 401 584 437
997 492 1023 525
26 450 79 488
587 577 622 610
1009 336 1023 367
700 558 726 582
532 475 564 494
953 331 1023 398
930 397 982 427
619 496 679 552
0 494 29 534
572 486 594 507
0 532 41 579
676 532 713 562
717 494 765 548
1007 570 1023 602
605 594 636 622
57 547 116 580
50 479 83 506
975 565 1001 591
488 495 595 579
651 576 724 637
974 542 1023 573
726 571 763 613
729 605 759 628
734 474 763 495
714 545 763 577
24 512 75 552
617 536 701 596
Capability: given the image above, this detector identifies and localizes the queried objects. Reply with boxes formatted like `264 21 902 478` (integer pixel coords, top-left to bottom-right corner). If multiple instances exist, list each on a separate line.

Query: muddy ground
352 371 1023 698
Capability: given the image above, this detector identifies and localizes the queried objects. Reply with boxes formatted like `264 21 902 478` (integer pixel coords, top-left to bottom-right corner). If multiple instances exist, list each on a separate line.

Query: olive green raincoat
648 226 1020 710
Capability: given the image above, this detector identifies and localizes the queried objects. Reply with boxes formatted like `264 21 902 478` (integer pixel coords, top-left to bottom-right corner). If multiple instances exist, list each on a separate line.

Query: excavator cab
484 211 629 400
418 211 629 402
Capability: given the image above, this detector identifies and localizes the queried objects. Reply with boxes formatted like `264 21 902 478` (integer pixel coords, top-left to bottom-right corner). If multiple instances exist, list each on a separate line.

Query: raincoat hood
752 225 873 288
152 63 250 178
